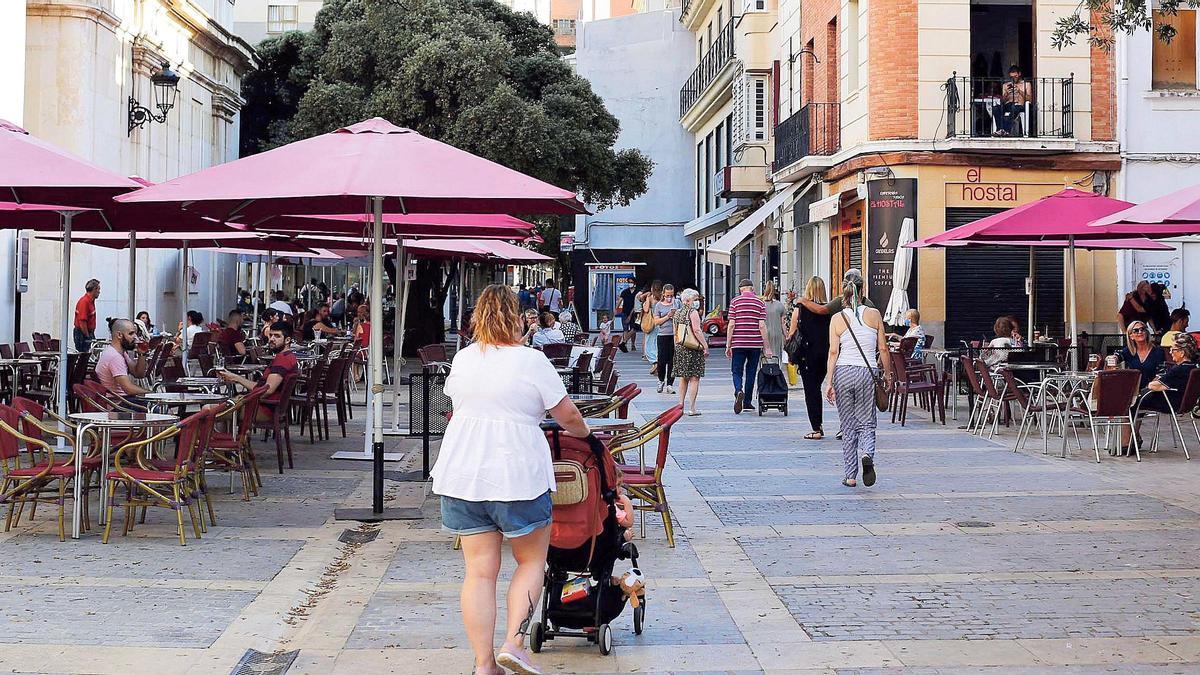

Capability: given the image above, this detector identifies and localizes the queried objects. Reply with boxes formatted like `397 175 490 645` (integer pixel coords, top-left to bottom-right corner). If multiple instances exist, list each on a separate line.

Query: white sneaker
656 382 664 393
665 385 675 395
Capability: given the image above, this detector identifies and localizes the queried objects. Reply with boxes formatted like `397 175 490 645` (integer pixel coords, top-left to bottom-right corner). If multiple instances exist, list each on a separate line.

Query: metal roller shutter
848 233 862 271
944 208 1065 346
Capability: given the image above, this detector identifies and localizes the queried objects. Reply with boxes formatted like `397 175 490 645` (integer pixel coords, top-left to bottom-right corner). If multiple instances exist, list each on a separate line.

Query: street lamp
128 63 181 136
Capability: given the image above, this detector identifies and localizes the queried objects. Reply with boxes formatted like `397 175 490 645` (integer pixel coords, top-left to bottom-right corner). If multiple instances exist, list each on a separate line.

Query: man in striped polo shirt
725 278 774 413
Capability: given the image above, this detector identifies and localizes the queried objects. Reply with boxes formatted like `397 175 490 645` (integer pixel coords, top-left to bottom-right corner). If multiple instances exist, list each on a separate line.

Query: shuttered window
1152 10 1197 89
847 233 862 271
752 77 768 141
943 208 1065 346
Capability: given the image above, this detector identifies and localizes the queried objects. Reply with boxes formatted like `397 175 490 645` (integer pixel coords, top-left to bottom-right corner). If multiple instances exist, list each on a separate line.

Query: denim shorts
441 492 552 539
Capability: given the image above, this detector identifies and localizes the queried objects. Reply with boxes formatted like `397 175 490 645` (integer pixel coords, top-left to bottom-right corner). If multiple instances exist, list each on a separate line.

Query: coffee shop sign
960 167 1017 203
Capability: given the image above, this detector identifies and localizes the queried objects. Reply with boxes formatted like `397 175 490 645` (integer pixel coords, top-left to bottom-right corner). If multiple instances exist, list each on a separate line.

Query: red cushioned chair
208 389 266 501
0 403 88 541
608 405 684 548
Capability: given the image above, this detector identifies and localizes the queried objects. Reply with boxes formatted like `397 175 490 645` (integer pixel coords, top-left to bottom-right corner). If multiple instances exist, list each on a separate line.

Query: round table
67 411 178 539
541 417 634 432
142 392 228 414
0 358 43 402
569 394 611 403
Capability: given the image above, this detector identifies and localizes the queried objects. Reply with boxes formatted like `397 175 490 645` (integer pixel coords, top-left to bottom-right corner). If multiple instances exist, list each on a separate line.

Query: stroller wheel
598 623 613 655
530 621 545 653
633 605 644 635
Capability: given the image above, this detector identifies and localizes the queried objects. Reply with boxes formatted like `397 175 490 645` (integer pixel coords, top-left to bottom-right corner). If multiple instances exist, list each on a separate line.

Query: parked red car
701 307 726 337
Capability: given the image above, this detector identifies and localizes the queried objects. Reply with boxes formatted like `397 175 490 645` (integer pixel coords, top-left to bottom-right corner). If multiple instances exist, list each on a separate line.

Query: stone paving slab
0 584 257 647
775 577 1200 641
711 493 1199 526
673 449 1052 471
836 666 1200 674
742 530 1200 576
690 470 1110 496
3 534 304 581
201 498 335 528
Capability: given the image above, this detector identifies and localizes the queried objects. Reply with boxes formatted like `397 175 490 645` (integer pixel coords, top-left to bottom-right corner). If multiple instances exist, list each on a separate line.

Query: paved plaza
1 351 1200 674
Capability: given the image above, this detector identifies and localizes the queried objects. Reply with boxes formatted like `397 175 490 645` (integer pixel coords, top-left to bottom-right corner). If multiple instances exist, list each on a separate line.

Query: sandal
804 431 824 440
842 479 857 488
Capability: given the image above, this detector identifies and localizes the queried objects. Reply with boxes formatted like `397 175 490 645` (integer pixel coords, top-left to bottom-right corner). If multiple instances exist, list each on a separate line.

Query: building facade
1115 13 1200 315
569 8 696 331
677 0 780 314
0 0 254 344
760 0 1122 344
232 0 324 45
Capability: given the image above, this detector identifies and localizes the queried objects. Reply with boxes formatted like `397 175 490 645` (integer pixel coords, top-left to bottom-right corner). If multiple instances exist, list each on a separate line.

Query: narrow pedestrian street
6 350 1199 674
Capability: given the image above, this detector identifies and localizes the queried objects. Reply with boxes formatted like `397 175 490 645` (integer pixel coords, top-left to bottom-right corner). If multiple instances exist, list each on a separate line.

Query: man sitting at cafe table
214 309 248 359
95 319 152 402
302 303 341 341
217 321 299 421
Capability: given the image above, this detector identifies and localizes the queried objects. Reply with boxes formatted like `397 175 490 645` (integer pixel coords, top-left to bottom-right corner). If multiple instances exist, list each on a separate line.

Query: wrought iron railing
681 0 694 19
679 21 735 117
773 102 840 171
944 74 1074 139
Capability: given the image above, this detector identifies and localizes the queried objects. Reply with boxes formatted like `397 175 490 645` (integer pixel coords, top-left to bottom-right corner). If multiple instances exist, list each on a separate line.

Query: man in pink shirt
95 319 151 398
725 278 773 414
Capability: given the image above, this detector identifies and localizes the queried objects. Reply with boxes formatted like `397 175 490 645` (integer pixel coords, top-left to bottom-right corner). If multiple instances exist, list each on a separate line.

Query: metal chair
609 405 684 548
1064 369 1143 462
1133 367 1200 460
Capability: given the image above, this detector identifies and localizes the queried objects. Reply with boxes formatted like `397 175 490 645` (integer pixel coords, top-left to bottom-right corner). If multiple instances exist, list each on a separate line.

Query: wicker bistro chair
607 404 684 548
1132 367 1200 460
208 389 266 500
103 408 218 545
889 352 944 426
0 403 92 540
11 397 103 523
253 373 301 473
1063 369 1143 462
579 383 641 420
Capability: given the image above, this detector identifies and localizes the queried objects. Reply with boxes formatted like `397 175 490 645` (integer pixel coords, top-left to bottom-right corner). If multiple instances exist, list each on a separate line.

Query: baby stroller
529 432 644 655
756 357 789 415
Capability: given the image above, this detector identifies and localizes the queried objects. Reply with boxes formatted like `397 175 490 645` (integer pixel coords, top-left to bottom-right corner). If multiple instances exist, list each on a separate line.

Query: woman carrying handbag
673 288 708 416
825 280 893 488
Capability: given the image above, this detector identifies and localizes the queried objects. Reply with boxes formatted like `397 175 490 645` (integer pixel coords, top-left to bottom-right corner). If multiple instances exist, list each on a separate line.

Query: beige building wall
840 0 870 148
18 1 253 339
915 0 970 142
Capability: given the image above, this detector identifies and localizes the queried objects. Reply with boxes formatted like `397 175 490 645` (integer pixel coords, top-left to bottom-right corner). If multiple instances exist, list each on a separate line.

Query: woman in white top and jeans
433 284 590 675
825 281 893 488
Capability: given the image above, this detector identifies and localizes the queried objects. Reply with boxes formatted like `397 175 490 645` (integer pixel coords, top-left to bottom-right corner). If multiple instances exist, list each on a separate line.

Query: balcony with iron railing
944 73 1075 140
679 21 735 118
773 102 841 173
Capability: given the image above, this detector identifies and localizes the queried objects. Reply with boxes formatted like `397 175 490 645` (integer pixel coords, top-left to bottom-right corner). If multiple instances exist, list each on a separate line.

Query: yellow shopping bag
786 363 799 386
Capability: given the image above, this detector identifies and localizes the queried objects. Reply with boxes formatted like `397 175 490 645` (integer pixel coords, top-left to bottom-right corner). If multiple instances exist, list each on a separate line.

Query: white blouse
431 343 569 502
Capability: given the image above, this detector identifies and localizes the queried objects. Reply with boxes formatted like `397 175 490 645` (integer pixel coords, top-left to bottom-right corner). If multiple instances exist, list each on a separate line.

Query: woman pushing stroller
432 284 590 675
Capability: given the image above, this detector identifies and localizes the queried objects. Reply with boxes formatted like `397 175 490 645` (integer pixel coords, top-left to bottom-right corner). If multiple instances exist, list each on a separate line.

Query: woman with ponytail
825 280 893 488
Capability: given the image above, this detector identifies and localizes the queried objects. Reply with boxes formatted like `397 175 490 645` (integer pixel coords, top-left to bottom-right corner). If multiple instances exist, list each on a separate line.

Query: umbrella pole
251 254 261 333
456 258 466 351
389 239 407 433
57 212 75 418
128 233 137 320
1028 247 1035 344
1067 236 1079 366
180 240 190 372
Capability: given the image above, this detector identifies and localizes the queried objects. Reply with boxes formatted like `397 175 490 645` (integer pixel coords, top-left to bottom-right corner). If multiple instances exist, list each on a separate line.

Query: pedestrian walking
673 288 708 415
618 280 638 353
638 280 662 371
786 276 831 439
762 281 787 364
539 279 563 316
73 278 100 352
825 281 893 488
651 284 681 393
726 278 772 413
432 284 590 675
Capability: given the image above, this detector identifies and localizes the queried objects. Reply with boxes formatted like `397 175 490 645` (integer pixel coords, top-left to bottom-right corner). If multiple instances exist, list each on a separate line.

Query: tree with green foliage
1052 0 1199 49
240 0 652 349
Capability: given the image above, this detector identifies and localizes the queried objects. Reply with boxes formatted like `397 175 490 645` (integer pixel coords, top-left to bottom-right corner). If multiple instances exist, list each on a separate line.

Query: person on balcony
993 65 1032 137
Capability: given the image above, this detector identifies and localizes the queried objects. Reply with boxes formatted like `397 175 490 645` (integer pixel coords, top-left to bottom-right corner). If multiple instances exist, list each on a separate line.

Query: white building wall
574 8 696 248
0 1 27 343
11 1 251 343
1118 22 1200 313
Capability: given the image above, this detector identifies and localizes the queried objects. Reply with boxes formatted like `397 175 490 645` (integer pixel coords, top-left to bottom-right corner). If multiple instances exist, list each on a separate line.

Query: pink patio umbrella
0 121 146 441
114 117 586 520
1090 183 1200 235
907 188 1143 345
254 212 540 238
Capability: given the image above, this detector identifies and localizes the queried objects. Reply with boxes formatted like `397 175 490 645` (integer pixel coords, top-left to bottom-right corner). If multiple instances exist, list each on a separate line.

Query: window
744 0 766 10
715 121 725 206
705 131 714 212
553 18 577 37
267 4 298 33
846 0 860 91
752 77 768 141
696 142 704 217
1153 10 1197 89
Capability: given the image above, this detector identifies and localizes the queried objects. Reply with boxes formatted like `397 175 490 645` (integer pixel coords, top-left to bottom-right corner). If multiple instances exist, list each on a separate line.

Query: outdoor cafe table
0 358 41 402
569 393 611 403
540 417 635 433
68 411 178 539
923 349 961 419
142 392 228 414
1024 369 1097 456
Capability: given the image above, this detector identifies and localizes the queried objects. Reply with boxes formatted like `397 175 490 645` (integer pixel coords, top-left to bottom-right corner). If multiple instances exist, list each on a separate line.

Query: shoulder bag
840 309 890 412
674 312 703 350
639 297 655 333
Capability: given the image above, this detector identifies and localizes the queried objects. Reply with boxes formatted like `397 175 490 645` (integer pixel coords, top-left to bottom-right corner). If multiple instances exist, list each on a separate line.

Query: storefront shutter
944 208 1065 346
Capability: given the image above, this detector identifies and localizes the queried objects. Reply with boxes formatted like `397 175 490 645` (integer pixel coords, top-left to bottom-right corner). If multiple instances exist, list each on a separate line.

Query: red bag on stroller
548 431 617 551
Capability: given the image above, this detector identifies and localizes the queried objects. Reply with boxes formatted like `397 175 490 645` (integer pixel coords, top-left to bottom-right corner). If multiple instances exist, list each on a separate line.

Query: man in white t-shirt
268 290 294 316
539 279 563 316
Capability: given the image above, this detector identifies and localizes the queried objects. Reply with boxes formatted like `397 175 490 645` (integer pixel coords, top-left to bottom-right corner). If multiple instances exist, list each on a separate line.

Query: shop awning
707 184 800 267
682 199 750 237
